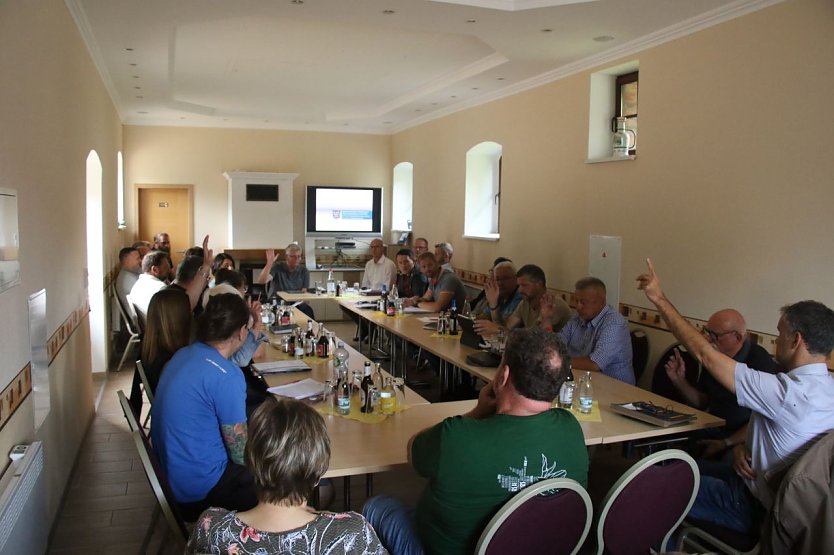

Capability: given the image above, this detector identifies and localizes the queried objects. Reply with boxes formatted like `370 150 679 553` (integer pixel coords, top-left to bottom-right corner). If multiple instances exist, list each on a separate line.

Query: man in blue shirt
551 276 635 385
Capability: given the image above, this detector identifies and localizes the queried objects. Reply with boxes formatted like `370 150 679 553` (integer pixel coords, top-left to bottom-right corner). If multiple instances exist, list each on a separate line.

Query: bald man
666 308 777 439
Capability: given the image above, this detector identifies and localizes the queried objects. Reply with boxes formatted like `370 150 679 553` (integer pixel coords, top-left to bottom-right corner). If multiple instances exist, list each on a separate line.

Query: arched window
464 141 502 240
391 161 413 231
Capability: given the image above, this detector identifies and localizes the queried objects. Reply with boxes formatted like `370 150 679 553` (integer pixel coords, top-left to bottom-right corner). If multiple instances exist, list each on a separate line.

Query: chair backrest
630 329 649 383
128 295 147 335
115 289 140 337
650 343 699 404
476 478 592 555
596 449 699 555
131 427 190 543
117 389 141 432
136 359 155 404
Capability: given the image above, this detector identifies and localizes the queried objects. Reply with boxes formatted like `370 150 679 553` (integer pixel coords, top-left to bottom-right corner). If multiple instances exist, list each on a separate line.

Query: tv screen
306 186 382 236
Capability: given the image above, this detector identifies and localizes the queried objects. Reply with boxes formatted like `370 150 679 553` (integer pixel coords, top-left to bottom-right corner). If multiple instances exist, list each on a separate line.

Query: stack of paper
252 360 311 374
268 378 324 400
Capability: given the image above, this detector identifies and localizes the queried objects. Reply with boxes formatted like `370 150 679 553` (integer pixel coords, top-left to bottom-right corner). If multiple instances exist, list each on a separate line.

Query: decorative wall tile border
0 364 32 434
47 301 90 365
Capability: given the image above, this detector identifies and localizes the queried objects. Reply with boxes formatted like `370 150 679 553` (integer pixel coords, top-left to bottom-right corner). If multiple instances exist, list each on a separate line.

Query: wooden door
137 186 192 271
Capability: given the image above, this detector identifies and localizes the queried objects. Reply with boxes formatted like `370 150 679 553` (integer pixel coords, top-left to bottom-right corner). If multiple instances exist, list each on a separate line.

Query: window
391 162 413 231
614 71 638 155
464 141 502 240
117 151 126 228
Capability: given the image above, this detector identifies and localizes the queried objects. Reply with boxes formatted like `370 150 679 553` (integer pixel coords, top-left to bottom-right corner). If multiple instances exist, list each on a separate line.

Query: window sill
585 155 637 164
462 234 500 242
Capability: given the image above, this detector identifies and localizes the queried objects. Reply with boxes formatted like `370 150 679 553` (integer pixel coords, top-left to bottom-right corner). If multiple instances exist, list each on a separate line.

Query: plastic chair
476 478 592 555
596 449 699 555
119 388 189 552
114 289 142 372
677 518 759 555
630 329 649 383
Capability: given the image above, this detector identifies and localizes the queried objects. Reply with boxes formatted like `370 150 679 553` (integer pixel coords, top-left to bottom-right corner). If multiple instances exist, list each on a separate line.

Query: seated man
115 246 141 311
473 260 522 325
413 237 429 258
165 255 211 315
363 328 589 555
638 259 834 534
665 308 777 448
554 276 635 385
128 250 171 317
363 238 397 291
153 231 175 282
403 252 466 312
151 293 258 521
434 242 454 272
131 240 152 260
395 248 428 299
255 243 310 298
474 264 570 336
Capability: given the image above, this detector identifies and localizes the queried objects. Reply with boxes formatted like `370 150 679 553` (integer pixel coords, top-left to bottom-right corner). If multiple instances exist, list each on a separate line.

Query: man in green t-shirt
363 328 589 555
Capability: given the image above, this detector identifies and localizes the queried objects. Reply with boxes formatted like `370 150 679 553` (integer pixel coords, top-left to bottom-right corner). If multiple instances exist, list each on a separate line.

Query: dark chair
596 449 699 555
630 329 649 383
476 478 592 555
650 343 700 405
118 389 190 551
677 517 759 554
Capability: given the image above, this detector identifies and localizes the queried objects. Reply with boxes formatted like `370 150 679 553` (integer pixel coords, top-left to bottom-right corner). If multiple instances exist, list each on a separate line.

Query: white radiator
0 441 46 555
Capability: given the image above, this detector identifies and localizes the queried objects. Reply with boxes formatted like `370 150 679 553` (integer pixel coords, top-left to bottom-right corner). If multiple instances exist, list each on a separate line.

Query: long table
256 303 723 507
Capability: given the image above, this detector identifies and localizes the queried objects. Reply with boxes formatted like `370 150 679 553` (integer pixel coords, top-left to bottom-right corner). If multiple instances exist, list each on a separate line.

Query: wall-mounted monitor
305 186 382 236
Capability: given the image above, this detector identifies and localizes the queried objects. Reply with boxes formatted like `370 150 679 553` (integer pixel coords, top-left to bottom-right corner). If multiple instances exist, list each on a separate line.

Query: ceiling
67 0 775 134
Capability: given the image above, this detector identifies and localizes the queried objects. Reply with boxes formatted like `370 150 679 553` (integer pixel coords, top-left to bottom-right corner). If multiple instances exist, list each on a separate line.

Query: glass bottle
558 365 575 409
379 377 397 415
448 300 459 335
260 303 275 326
578 371 594 414
360 361 374 413
461 297 472 318
334 341 349 373
327 268 336 296
336 367 351 415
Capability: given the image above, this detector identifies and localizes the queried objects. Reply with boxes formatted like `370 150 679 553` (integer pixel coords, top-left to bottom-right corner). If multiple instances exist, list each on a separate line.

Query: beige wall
123 126 392 250
0 0 122 526
393 0 834 335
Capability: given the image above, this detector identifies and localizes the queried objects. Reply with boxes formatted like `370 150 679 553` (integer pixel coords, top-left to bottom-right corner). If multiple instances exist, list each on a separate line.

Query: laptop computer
456 315 484 350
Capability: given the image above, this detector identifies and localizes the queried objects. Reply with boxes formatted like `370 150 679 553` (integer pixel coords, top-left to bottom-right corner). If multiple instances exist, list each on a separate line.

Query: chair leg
141 504 161 555
117 336 138 373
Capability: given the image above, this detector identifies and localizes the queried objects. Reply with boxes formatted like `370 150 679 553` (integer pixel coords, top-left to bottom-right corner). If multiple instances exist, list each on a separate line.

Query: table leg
366 473 374 498
343 476 351 511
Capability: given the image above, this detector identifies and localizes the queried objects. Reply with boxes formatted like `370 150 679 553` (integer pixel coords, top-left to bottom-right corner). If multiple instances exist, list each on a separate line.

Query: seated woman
203 269 268 366
151 293 258 521
209 252 236 287
187 397 387 554
128 287 191 418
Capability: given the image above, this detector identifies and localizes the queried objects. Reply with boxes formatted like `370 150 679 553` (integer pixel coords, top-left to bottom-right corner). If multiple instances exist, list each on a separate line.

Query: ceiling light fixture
382 9 395 15
593 35 615 42
137 111 148 114
497 77 505 80
472 87 479 90
125 47 134 51
466 19 477 23
290 0 304 4
541 28 553 33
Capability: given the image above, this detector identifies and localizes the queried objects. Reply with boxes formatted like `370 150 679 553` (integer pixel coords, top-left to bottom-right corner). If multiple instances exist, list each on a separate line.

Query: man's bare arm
637 258 737 393
221 422 247 465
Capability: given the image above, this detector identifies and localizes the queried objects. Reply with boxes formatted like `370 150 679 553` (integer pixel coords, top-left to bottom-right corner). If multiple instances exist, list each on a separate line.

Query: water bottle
578 371 593 414
461 297 472 318
260 304 275 326
337 368 351 415
335 341 349 373
327 268 336 296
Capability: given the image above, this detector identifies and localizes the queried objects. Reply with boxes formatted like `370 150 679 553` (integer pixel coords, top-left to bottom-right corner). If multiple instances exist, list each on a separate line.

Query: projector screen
306 186 382 236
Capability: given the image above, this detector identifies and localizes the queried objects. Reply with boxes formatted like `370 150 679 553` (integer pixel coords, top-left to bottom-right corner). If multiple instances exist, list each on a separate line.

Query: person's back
414 409 587 554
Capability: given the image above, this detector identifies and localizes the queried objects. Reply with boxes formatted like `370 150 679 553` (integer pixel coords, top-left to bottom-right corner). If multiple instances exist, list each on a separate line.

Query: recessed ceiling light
134 86 141 90
466 19 477 23
383 121 393 124
541 28 553 33
137 111 148 114
290 0 304 4
125 47 134 51
135 95 143 99
593 35 615 42
129 63 137 67
132 75 139 79
450 95 457 98
382 9 395 15
497 77 505 81
472 87 479 90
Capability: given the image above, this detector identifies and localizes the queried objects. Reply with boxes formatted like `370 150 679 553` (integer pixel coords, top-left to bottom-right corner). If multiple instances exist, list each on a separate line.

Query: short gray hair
285 243 302 255
435 242 454 256
575 276 606 293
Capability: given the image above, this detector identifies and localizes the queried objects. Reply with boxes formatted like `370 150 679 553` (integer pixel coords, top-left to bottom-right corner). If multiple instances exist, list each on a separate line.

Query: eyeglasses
702 328 738 341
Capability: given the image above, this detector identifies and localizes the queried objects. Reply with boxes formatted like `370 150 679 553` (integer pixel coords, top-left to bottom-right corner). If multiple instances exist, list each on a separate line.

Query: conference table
256 299 724 509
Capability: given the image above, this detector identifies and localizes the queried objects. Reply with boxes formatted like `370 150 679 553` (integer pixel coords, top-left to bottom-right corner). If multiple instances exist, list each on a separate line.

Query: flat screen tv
305 186 382 236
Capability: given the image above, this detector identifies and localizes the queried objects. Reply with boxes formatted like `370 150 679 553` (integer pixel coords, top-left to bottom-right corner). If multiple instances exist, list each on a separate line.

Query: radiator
0 442 46 555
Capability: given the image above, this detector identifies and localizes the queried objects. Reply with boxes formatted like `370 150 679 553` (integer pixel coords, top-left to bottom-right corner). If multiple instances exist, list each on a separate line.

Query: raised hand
664 349 686 383
636 258 664 304
264 248 277 267
484 274 500 308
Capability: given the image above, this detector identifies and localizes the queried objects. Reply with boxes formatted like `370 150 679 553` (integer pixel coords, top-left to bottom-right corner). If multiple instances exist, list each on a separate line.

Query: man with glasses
256 243 310 298
474 261 522 326
665 309 777 456
362 238 396 291
413 237 429 258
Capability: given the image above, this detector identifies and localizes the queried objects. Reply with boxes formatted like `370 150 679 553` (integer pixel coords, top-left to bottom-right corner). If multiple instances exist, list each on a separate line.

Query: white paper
404 307 433 313
268 378 324 399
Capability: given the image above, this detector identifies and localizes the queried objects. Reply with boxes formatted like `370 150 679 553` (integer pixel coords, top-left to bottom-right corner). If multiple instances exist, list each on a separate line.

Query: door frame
133 183 194 250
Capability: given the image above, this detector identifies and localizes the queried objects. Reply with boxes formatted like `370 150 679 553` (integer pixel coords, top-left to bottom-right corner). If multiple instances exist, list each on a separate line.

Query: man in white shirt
362 238 396 291
129 250 171 317
637 259 834 534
